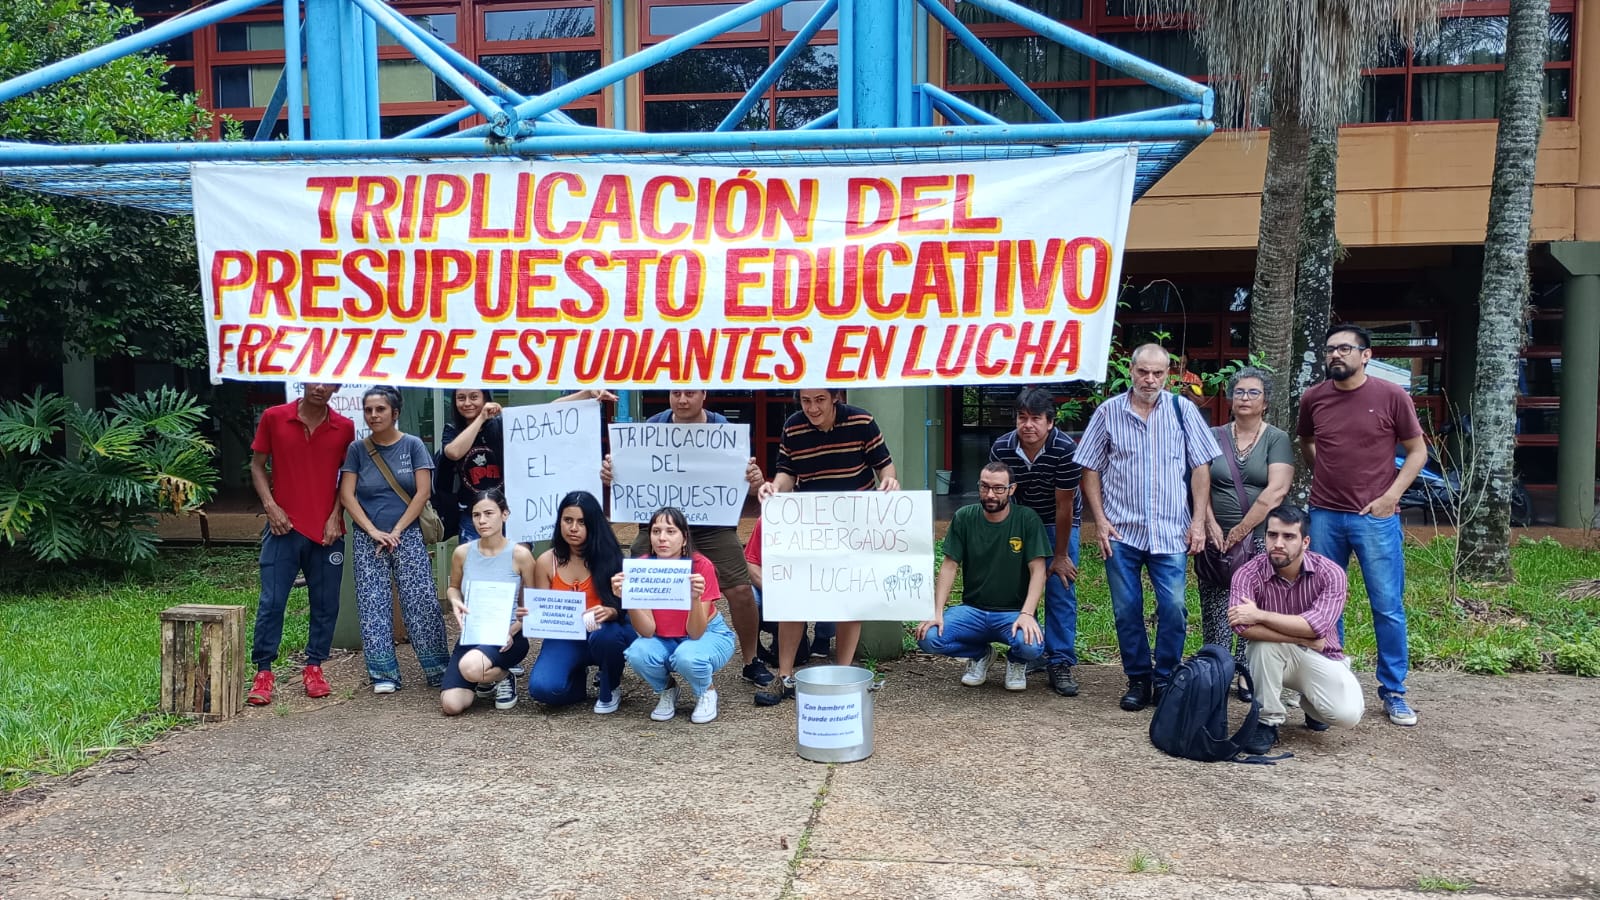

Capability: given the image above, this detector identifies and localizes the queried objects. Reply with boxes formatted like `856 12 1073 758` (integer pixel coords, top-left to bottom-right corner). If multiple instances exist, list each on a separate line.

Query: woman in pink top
615 507 736 724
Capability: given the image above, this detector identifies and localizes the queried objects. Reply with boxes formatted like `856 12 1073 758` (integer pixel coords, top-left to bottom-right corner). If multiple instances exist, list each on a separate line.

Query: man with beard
1228 505 1365 753
1078 344 1221 711
1297 324 1426 727
913 462 1049 690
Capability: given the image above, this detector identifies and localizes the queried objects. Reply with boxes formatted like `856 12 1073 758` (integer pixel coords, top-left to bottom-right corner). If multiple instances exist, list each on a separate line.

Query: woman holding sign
440 489 534 715
528 491 634 714
616 507 736 724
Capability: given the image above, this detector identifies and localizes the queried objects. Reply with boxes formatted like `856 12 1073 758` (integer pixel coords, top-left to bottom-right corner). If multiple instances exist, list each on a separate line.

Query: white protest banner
502 399 603 543
761 491 935 622
521 588 587 641
196 152 1136 389
608 423 749 526
621 558 692 610
460 580 517 646
286 382 372 441
796 692 866 749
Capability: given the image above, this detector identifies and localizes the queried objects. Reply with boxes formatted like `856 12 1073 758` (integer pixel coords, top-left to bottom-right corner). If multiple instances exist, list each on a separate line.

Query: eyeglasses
1324 343 1368 357
1231 388 1264 399
976 483 1011 495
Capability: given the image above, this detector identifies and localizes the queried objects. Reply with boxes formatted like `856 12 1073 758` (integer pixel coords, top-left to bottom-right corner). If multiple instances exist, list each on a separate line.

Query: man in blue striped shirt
1078 344 1221 711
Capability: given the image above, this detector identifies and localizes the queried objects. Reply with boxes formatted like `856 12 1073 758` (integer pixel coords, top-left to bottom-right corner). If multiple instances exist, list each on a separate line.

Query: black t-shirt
441 417 504 507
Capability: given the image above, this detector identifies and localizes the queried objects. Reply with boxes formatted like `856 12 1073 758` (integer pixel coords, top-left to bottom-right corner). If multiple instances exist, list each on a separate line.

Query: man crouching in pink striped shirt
1227 505 1366 755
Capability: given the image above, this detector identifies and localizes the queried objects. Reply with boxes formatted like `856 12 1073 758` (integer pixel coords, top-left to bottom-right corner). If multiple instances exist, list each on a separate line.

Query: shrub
1552 639 1600 678
0 387 216 564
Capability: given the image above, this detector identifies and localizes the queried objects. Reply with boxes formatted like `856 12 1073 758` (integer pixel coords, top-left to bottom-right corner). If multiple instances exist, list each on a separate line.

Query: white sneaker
1004 658 1028 691
961 648 996 686
493 675 517 710
372 681 397 695
650 685 679 721
593 688 621 715
690 688 719 724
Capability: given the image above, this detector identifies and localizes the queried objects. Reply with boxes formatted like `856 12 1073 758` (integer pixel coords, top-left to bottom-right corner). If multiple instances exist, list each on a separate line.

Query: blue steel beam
928 98 970 126
610 0 626 128
304 0 348 139
846 0 902 128
913 0 1062 124
284 0 304 140
363 12 380 137
797 110 840 129
1100 103 1206 123
0 0 278 105
345 0 513 133
919 84 1005 126
717 0 839 132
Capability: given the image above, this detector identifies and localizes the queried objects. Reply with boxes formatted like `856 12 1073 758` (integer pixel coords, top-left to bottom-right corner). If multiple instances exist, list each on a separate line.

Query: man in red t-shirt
247 383 356 706
1297 324 1427 727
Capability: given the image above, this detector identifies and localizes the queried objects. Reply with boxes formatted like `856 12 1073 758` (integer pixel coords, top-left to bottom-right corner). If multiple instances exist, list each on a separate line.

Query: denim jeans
254 527 344 670
1309 508 1409 697
624 614 737 697
916 604 1044 662
1042 524 1081 667
1103 541 1189 682
527 619 637 705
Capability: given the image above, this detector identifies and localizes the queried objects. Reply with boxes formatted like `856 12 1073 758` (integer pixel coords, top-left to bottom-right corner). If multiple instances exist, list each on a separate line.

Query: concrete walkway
3 656 1598 900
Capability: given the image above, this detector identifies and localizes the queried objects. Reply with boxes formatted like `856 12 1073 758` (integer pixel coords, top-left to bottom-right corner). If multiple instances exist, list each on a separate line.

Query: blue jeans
1309 508 1409 697
254 527 344 670
526 620 637 705
1103 541 1189 682
624 614 737 697
917 604 1044 661
1042 524 1081 667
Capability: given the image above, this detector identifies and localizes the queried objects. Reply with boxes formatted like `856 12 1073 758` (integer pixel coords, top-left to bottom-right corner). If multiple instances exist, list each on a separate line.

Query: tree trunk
1251 80 1311 434
1287 121 1341 504
1456 0 1549 582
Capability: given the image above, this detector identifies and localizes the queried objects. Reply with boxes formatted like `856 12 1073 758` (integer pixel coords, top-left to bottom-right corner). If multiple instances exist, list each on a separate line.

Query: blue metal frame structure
0 0 1214 215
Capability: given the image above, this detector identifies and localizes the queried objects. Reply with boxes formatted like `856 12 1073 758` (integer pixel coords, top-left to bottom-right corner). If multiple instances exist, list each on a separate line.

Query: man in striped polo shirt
1078 344 1220 711
1228 505 1365 754
989 386 1083 696
754 388 899 705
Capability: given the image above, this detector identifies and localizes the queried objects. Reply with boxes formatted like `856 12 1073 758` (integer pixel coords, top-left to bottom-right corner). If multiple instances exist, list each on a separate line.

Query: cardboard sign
502 399 603 543
608 422 750 526
761 491 936 622
521 588 587 641
620 558 692 610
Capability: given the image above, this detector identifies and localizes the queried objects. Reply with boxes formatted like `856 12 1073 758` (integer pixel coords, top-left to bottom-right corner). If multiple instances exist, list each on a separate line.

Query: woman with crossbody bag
1197 368 1294 690
339 386 451 694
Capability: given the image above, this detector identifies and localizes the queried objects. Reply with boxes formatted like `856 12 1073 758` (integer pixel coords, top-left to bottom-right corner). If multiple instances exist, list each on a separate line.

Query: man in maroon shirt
1297 323 1426 728
247 383 356 706
1228 505 1365 754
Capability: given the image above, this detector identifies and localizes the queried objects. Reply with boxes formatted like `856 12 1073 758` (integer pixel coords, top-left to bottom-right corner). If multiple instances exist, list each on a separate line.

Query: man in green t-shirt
914 462 1050 690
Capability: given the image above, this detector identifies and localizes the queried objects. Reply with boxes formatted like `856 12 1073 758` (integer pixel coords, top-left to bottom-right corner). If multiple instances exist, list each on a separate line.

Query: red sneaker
247 670 275 706
303 665 331 699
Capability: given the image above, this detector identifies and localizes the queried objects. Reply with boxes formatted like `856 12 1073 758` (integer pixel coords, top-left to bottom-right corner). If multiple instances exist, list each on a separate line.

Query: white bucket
794 665 881 763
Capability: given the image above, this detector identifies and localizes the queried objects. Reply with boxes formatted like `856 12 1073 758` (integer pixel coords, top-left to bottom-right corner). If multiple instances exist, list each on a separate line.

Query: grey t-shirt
341 435 435 533
1208 424 1293 534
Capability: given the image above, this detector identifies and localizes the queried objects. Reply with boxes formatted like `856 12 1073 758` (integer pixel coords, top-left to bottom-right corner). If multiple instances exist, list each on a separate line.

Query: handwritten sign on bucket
503 399 603 543
761 490 935 622
608 422 750 526
621 558 692 610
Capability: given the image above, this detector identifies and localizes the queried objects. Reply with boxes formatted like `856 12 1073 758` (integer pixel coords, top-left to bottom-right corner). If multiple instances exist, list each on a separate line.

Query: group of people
247 324 1424 748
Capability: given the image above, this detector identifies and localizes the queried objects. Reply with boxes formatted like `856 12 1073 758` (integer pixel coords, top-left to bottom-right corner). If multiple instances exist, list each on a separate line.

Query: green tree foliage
0 387 218 564
0 0 212 364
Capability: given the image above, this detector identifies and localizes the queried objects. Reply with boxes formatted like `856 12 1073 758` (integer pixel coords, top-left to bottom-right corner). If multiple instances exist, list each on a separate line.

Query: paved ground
3 649 1598 900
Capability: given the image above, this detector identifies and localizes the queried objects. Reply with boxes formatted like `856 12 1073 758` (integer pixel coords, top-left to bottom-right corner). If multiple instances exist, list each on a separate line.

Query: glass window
211 64 287 107
1350 74 1406 123
484 6 596 41
162 66 195 95
217 21 284 52
1097 84 1174 117
378 14 459 46
380 114 444 137
645 98 760 131
564 106 600 125
1413 14 1571 67
948 37 1087 84
1411 70 1499 120
958 0 1081 26
1099 30 1205 77
378 60 458 102
775 43 838 91
781 1 838 32
648 4 763 36
951 88 1087 123
644 46 768 94
479 51 601 94
151 33 194 62
776 95 835 128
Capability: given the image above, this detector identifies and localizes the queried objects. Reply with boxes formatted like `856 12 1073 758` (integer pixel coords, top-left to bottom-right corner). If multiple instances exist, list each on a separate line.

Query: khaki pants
1247 641 1365 728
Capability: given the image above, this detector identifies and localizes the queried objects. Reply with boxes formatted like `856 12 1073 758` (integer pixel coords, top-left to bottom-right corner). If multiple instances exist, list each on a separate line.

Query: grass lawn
2 535 1597 792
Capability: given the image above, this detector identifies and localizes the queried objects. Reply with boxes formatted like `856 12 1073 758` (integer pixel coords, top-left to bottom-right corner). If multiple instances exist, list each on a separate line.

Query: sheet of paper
796 690 866 749
608 422 750 526
522 588 588 641
620 558 692 610
460 580 518 646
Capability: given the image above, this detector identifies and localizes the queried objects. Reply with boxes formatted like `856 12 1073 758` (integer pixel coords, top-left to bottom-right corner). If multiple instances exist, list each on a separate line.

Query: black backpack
1149 644 1289 764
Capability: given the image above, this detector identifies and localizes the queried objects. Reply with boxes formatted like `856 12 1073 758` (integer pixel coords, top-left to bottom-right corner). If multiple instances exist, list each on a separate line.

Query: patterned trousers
352 525 449 686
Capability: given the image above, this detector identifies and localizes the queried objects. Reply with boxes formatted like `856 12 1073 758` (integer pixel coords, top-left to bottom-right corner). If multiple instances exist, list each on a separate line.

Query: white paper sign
460 581 517 646
608 423 750 526
286 382 373 441
761 491 936 622
503 399 604 543
621 558 692 610
796 691 866 749
521 588 587 641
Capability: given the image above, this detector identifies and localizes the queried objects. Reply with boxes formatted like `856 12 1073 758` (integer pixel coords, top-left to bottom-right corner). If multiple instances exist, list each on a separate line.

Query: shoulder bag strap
1215 426 1252 513
363 437 414 505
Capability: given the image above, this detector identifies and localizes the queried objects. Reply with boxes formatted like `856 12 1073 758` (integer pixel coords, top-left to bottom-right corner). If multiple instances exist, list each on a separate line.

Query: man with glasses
1297 323 1427 726
1078 344 1221 711
989 386 1083 696
914 462 1049 690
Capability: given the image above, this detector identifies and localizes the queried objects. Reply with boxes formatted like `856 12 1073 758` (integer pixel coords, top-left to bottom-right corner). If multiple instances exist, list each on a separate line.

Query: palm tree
1455 0 1551 582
